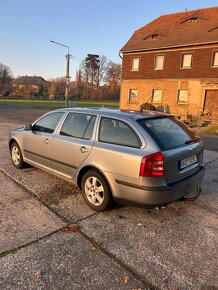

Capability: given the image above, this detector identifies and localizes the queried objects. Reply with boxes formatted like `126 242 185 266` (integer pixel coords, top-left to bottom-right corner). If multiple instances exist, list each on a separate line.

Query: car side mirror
24 124 33 131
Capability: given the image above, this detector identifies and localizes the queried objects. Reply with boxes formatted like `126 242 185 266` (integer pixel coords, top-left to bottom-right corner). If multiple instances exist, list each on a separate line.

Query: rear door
50 112 97 179
137 117 204 184
91 116 145 180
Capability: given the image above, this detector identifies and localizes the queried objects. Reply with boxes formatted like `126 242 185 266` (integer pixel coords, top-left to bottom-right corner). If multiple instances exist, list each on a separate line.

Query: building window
212 51 218 67
152 89 162 103
129 89 138 102
177 90 189 104
131 57 140 71
154 55 165 70
181 53 193 68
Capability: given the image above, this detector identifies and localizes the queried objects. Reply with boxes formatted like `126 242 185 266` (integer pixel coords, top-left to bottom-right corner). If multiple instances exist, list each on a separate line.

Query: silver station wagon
9 108 205 211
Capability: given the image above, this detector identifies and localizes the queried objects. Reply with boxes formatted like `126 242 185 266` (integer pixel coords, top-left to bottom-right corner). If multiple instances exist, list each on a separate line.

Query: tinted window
60 113 96 139
137 117 199 150
99 117 141 148
33 112 64 134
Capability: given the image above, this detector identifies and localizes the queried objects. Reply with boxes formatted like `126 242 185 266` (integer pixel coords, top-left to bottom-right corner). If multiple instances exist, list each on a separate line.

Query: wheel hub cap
85 177 104 206
12 146 20 165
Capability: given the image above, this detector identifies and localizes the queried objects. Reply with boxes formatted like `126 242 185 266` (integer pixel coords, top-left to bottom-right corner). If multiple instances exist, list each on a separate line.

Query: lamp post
50 40 71 107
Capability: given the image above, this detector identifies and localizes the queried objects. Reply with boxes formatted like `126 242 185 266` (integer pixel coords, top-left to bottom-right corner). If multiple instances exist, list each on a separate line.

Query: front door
23 112 65 170
204 90 218 117
24 131 52 169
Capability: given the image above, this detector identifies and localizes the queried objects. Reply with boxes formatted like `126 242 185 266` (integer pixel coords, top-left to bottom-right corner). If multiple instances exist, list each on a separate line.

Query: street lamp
50 40 71 107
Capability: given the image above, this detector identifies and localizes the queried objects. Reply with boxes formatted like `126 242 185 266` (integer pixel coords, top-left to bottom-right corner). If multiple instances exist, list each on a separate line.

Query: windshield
137 117 200 151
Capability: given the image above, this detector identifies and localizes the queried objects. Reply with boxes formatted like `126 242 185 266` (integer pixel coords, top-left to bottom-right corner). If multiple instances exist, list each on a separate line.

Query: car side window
33 112 64 134
99 117 141 148
60 113 96 139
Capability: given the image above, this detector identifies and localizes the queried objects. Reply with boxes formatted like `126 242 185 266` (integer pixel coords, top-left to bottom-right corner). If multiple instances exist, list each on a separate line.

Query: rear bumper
114 166 205 206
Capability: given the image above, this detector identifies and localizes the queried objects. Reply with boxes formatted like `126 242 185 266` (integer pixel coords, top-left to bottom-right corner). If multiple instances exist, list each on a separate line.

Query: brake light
140 152 164 177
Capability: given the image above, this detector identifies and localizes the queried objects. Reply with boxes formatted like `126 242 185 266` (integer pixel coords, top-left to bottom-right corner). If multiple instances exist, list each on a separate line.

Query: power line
71 56 82 62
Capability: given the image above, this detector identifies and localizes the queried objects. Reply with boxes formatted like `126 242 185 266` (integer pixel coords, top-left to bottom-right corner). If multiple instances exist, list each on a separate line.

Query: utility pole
50 40 71 107
65 50 70 107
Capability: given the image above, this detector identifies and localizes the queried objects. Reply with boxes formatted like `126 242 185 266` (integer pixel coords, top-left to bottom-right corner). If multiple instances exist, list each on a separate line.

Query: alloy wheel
84 176 104 206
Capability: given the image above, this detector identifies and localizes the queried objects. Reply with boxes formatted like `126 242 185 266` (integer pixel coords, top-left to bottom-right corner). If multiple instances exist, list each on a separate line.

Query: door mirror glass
24 124 32 131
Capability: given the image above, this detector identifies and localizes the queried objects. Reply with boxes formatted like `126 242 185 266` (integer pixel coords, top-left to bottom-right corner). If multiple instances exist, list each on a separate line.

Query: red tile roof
13 76 47 85
120 6 218 52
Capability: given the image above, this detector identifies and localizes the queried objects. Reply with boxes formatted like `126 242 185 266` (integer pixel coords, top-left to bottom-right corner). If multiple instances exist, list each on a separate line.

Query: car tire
81 169 114 212
10 141 25 169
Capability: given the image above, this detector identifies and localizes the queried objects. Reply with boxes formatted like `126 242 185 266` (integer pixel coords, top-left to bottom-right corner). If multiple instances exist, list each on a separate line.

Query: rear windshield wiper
185 139 197 145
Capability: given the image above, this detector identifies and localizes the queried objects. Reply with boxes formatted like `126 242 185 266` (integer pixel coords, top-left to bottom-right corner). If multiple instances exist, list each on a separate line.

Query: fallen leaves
123 275 130 284
91 240 100 250
162 274 169 282
34 270 42 278
64 224 79 233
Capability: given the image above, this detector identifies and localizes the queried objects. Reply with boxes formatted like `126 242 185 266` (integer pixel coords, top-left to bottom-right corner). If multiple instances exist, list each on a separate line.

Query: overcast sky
1 0 217 80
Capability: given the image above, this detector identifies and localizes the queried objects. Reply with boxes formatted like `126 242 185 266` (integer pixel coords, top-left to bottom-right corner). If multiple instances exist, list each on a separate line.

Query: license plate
179 155 198 170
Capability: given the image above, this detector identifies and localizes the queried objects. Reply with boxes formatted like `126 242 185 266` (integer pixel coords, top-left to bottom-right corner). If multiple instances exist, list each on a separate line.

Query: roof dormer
143 34 162 41
208 25 218 32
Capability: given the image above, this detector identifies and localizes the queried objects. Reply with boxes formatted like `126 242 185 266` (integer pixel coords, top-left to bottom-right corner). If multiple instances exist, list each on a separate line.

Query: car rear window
137 117 200 150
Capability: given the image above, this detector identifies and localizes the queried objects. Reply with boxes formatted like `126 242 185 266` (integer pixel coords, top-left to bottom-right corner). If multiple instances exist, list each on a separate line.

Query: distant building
119 6 218 119
12 75 50 98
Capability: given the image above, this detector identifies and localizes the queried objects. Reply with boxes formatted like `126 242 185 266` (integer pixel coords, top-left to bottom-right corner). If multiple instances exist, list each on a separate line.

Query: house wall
122 45 218 80
120 44 218 118
120 78 218 119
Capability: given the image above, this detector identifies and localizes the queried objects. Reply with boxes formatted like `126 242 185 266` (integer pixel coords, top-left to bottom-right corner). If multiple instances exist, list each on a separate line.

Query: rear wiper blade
185 139 197 144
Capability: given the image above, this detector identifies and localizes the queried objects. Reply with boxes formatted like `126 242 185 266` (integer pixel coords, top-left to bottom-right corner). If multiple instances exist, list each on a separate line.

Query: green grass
204 125 218 135
0 99 119 109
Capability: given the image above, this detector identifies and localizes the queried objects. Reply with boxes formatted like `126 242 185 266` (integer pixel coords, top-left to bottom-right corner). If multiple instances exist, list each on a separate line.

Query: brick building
12 75 49 98
119 6 218 119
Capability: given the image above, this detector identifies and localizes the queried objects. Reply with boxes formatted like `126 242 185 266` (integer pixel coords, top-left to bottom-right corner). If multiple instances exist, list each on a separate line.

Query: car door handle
80 146 88 153
44 138 50 144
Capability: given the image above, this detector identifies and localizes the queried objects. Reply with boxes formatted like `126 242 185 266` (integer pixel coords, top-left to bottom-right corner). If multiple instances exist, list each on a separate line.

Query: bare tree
80 54 110 99
74 69 83 98
95 55 109 99
0 63 13 94
48 77 66 99
80 58 92 98
104 61 121 99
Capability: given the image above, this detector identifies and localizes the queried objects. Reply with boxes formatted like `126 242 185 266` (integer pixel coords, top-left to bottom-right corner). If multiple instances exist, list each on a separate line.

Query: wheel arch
9 138 20 149
77 165 114 196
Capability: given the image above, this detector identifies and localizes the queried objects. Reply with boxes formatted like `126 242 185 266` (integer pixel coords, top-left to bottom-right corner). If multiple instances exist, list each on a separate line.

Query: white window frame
212 51 218 67
131 57 140 71
177 90 189 104
181 53 193 69
154 55 165 70
129 89 138 102
152 89 162 103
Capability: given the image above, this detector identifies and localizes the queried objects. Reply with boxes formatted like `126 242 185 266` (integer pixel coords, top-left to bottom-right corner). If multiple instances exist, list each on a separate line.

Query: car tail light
140 152 164 177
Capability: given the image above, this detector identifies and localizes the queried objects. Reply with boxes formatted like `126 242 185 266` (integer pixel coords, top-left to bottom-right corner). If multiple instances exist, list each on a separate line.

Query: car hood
10 127 25 134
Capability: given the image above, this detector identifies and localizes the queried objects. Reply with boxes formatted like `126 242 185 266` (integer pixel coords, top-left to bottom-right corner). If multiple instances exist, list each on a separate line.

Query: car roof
55 107 172 120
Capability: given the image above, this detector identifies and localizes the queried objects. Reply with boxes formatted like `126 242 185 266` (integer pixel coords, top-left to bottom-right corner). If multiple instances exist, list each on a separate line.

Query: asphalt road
0 107 217 151
0 107 49 124
200 134 218 151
